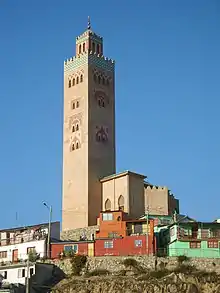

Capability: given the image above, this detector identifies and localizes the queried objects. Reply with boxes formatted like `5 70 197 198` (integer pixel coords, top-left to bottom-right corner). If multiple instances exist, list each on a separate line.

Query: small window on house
73 244 78 253
76 142 79 149
190 241 201 249
27 247 35 254
0 251 7 258
72 125 75 132
92 42 95 52
104 241 113 249
102 213 113 221
30 268 34 276
68 80 71 88
72 78 75 86
79 44 82 54
76 124 79 131
76 76 79 84
18 269 25 278
208 240 219 248
83 43 85 52
64 245 73 252
76 101 79 108
134 240 142 247
80 75 83 83
97 44 100 54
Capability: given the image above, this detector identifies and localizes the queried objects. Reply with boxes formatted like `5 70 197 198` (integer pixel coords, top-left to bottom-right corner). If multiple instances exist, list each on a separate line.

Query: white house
0 222 60 263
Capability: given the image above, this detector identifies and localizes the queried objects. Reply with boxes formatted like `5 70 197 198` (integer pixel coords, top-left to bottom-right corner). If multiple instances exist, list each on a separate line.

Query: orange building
96 210 155 255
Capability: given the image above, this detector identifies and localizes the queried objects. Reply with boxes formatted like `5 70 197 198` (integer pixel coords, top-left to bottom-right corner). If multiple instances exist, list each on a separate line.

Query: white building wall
0 265 35 285
0 239 46 262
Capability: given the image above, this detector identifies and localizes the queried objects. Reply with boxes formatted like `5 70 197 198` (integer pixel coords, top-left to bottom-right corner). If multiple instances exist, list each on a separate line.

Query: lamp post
43 202 52 259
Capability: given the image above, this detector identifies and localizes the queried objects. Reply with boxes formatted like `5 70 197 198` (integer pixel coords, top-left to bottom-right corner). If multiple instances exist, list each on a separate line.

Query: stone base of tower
61 225 98 241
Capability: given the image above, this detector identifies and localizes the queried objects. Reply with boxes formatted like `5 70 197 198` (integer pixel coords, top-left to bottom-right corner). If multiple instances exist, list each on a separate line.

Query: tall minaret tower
62 18 116 231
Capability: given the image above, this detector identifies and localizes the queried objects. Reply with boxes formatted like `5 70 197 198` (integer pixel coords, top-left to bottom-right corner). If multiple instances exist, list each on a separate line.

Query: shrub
64 250 75 258
28 249 39 262
86 269 110 277
174 264 195 274
150 269 169 279
70 254 87 276
177 255 190 265
123 258 138 268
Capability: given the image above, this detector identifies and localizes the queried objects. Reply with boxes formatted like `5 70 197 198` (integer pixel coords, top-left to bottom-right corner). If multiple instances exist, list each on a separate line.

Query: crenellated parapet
146 185 168 191
64 51 115 74
76 30 103 44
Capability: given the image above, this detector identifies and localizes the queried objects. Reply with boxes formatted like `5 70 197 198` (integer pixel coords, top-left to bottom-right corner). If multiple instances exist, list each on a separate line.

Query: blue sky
0 0 219 228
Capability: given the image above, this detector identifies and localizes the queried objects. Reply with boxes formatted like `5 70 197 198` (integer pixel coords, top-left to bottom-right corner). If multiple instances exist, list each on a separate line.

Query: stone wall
60 226 99 241
51 255 220 275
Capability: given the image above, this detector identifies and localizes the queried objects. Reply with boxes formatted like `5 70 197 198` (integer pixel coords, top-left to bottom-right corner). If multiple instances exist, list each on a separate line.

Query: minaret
62 18 116 231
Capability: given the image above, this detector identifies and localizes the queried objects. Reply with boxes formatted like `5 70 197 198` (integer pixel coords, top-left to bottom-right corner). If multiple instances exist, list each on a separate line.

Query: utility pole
146 205 149 255
26 257 30 293
43 202 52 259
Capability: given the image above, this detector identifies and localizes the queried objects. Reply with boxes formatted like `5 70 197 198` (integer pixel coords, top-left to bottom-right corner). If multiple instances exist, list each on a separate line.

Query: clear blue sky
0 0 219 228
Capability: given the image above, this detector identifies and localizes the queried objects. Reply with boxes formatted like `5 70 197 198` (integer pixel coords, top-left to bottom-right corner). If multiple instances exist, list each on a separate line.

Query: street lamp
43 202 52 259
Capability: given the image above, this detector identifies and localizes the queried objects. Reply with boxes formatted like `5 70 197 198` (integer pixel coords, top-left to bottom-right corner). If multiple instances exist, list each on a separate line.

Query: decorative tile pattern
64 52 115 74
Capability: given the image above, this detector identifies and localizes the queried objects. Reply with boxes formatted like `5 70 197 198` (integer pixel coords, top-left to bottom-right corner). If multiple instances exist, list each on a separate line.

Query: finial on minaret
87 16 91 30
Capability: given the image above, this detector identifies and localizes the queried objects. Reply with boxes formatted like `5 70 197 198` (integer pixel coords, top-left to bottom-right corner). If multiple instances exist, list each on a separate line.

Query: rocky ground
52 256 220 293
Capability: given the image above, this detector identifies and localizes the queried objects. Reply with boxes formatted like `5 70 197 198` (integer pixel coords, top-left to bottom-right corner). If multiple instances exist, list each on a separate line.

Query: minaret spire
87 16 91 30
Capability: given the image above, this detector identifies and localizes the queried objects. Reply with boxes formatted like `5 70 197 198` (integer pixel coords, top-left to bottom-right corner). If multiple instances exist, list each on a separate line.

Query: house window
0 251 7 258
30 268 34 276
104 241 113 249
1 271 7 279
190 241 201 249
83 43 85 52
170 227 175 237
208 240 219 248
18 269 25 278
64 244 78 253
135 240 143 247
102 213 113 221
27 247 35 254
108 232 118 238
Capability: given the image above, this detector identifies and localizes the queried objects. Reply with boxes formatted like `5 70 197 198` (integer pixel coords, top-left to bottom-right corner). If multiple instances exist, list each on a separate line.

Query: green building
167 221 220 258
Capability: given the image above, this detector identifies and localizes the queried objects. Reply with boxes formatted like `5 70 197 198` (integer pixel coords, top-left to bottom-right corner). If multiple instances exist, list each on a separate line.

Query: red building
50 240 95 259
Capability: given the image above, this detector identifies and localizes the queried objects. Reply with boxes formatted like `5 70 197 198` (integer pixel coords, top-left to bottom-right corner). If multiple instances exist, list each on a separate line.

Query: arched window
118 195 125 211
76 142 79 149
102 100 105 108
72 78 75 86
97 134 101 141
68 80 71 88
92 42 95 52
98 99 101 107
94 74 97 82
76 76 79 84
76 101 79 108
80 75 83 83
79 44 82 54
96 44 100 54
72 144 75 151
102 78 105 85
83 43 85 52
72 102 75 109
76 124 79 131
105 199 111 211
98 76 101 84
72 125 75 132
